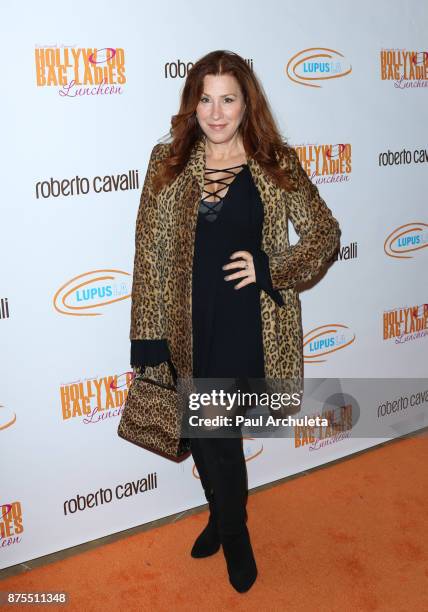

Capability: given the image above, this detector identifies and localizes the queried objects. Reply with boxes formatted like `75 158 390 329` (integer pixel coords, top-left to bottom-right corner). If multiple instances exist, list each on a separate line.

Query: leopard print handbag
117 360 192 462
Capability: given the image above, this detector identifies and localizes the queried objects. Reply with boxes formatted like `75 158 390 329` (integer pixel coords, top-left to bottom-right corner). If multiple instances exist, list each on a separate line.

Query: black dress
193 163 265 381
130 163 283 371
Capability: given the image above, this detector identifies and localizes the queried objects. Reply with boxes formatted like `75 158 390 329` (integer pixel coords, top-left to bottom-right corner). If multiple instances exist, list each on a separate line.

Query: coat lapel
185 134 206 198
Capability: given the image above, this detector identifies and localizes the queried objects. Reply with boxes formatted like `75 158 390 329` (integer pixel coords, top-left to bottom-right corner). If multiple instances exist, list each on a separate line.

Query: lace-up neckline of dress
199 163 247 222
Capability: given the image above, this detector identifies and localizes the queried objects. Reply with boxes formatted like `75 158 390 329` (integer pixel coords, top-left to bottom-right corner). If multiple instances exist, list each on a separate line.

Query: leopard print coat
130 135 341 395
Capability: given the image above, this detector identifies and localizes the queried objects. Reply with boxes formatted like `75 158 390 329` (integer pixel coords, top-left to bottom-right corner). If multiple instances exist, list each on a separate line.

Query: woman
130 50 341 594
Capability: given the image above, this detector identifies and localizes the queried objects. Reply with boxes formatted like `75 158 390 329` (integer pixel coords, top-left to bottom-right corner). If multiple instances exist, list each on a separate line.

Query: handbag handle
135 359 178 390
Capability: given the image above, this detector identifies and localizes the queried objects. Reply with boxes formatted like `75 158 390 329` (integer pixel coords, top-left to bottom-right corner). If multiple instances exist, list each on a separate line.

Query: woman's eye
200 97 234 103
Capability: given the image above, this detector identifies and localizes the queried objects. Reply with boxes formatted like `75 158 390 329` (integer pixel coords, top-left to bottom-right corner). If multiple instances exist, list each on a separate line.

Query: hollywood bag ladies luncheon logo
60 371 133 422
0 501 23 547
383 304 428 343
286 47 352 88
380 49 428 87
294 143 352 184
34 46 126 97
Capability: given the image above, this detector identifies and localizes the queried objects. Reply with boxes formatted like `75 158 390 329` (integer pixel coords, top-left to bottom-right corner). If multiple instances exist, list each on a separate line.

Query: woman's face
195 73 246 144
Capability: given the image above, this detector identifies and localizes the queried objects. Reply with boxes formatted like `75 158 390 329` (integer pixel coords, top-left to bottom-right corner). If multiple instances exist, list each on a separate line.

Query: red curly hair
152 49 296 194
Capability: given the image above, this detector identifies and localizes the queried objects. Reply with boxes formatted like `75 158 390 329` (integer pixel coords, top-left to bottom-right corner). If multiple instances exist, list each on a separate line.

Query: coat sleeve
130 143 170 357
130 338 171 368
267 148 341 290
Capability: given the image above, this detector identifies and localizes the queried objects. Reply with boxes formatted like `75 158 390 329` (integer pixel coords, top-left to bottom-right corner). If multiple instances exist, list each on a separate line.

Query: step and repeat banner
1 0 427 569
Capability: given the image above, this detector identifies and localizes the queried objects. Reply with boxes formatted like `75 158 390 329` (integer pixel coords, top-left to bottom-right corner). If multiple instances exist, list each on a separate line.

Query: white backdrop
1 0 427 569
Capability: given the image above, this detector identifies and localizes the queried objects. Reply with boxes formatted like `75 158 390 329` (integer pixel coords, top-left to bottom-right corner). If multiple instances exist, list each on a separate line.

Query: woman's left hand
222 250 256 289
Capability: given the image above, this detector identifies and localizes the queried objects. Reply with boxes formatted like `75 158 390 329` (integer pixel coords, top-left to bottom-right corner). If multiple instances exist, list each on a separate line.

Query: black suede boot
205 436 257 593
190 491 220 558
221 524 257 593
190 438 220 558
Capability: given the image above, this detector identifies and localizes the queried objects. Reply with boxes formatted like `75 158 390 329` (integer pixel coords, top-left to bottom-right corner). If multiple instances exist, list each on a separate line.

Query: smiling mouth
209 124 226 129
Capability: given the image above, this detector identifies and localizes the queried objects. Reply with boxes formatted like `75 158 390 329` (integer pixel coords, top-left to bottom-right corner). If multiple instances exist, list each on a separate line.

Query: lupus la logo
294 143 352 184
53 269 131 316
294 404 353 450
243 437 263 462
380 49 428 87
60 371 133 421
192 437 263 479
383 304 428 344
286 47 352 87
0 404 16 431
304 324 355 363
384 222 428 259
1 502 23 547
34 47 126 97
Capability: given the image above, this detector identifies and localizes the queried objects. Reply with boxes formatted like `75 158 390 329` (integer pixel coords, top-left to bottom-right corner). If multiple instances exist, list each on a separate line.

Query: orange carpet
1 434 427 611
